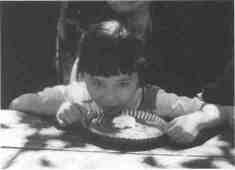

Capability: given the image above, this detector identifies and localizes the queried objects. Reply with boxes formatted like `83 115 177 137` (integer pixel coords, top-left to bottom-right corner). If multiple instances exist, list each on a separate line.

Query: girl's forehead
86 73 138 81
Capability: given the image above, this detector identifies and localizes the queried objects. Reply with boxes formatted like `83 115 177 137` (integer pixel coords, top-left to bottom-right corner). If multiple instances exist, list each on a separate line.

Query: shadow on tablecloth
1 111 234 169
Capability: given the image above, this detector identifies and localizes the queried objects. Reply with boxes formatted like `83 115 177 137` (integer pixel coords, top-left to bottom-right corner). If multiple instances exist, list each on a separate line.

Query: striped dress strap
138 85 160 113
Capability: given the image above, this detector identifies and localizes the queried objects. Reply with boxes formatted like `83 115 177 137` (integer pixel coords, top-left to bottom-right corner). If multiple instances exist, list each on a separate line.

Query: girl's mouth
102 106 123 116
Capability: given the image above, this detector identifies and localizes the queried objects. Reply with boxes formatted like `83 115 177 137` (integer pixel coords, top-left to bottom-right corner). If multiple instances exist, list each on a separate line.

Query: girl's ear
136 70 146 87
77 72 86 81
135 73 145 88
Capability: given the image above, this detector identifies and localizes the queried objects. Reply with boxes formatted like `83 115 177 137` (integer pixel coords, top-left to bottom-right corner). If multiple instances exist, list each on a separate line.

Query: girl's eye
119 82 130 87
93 80 103 87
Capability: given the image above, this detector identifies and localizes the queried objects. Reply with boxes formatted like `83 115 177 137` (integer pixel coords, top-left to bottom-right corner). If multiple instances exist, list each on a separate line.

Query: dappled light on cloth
1 110 234 169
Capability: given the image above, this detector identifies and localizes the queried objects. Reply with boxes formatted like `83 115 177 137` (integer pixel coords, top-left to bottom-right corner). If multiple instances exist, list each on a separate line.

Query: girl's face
84 72 140 114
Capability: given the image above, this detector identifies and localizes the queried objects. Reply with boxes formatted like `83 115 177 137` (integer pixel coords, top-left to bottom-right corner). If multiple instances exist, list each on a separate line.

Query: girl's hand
56 101 88 128
167 112 204 144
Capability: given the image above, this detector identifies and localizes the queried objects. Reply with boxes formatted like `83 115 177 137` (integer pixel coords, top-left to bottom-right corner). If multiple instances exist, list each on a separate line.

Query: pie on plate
88 110 167 141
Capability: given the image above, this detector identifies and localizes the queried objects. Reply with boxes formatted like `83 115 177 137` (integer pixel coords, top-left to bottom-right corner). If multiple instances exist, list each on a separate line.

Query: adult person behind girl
58 1 233 105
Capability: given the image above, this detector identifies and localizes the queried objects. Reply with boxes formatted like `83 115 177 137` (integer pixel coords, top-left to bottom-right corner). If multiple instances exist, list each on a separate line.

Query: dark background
1 1 234 108
2 2 60 108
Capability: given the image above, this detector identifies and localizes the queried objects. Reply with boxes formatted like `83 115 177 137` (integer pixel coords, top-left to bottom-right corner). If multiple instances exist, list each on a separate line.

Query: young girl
9 20 228 145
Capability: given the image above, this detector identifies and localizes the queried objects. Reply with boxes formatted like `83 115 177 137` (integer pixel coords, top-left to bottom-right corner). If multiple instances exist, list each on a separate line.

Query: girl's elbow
9 93 39 112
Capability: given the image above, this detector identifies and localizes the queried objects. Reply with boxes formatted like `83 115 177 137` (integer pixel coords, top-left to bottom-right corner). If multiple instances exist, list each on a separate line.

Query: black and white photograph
1 0 234 169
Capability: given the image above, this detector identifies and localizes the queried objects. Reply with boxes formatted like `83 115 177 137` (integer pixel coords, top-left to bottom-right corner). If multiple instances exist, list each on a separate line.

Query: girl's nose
104 93 116 105
103 88 118 105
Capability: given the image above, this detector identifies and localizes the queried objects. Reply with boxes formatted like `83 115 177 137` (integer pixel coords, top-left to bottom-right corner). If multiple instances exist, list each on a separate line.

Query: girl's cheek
119 90 134 101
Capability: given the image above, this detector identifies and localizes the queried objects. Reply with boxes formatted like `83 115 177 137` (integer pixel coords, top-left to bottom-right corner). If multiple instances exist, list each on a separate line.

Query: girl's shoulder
138 84 161 111
143 84 161 96
36 82 91 104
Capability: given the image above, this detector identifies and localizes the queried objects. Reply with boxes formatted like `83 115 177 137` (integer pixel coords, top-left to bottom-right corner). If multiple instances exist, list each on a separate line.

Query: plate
88 110 168 150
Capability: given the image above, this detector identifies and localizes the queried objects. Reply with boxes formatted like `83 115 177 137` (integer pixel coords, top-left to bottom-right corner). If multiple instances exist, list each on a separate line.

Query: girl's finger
167 126 183 139
56 112 68 126
72 103 90 126
69 105 82 121
56 115 66 126
167 123 178 135
65 111 76 124
68 104 87 127
81 118 88 128
167 119 178 129
72 103 88 113
169 132 186 144
169 130 194 144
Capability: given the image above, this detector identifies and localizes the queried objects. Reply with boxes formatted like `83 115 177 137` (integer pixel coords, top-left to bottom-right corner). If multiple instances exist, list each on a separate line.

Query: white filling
113 114 136 129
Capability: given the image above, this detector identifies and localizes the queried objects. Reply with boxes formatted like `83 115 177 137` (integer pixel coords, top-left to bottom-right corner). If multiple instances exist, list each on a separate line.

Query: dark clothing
138 85 160 113
203 58 234 105
144 2 233 100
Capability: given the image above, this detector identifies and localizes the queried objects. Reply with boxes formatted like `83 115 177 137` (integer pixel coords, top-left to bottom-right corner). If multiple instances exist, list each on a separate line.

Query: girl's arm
155 89 233 127
9 85 67 116
156 89 233 144
200 104 234 129
155 89 204 119
9 81 90 117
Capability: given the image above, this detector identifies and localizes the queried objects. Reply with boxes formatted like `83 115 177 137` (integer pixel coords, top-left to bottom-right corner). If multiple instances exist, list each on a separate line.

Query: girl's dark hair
77 20 147 77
